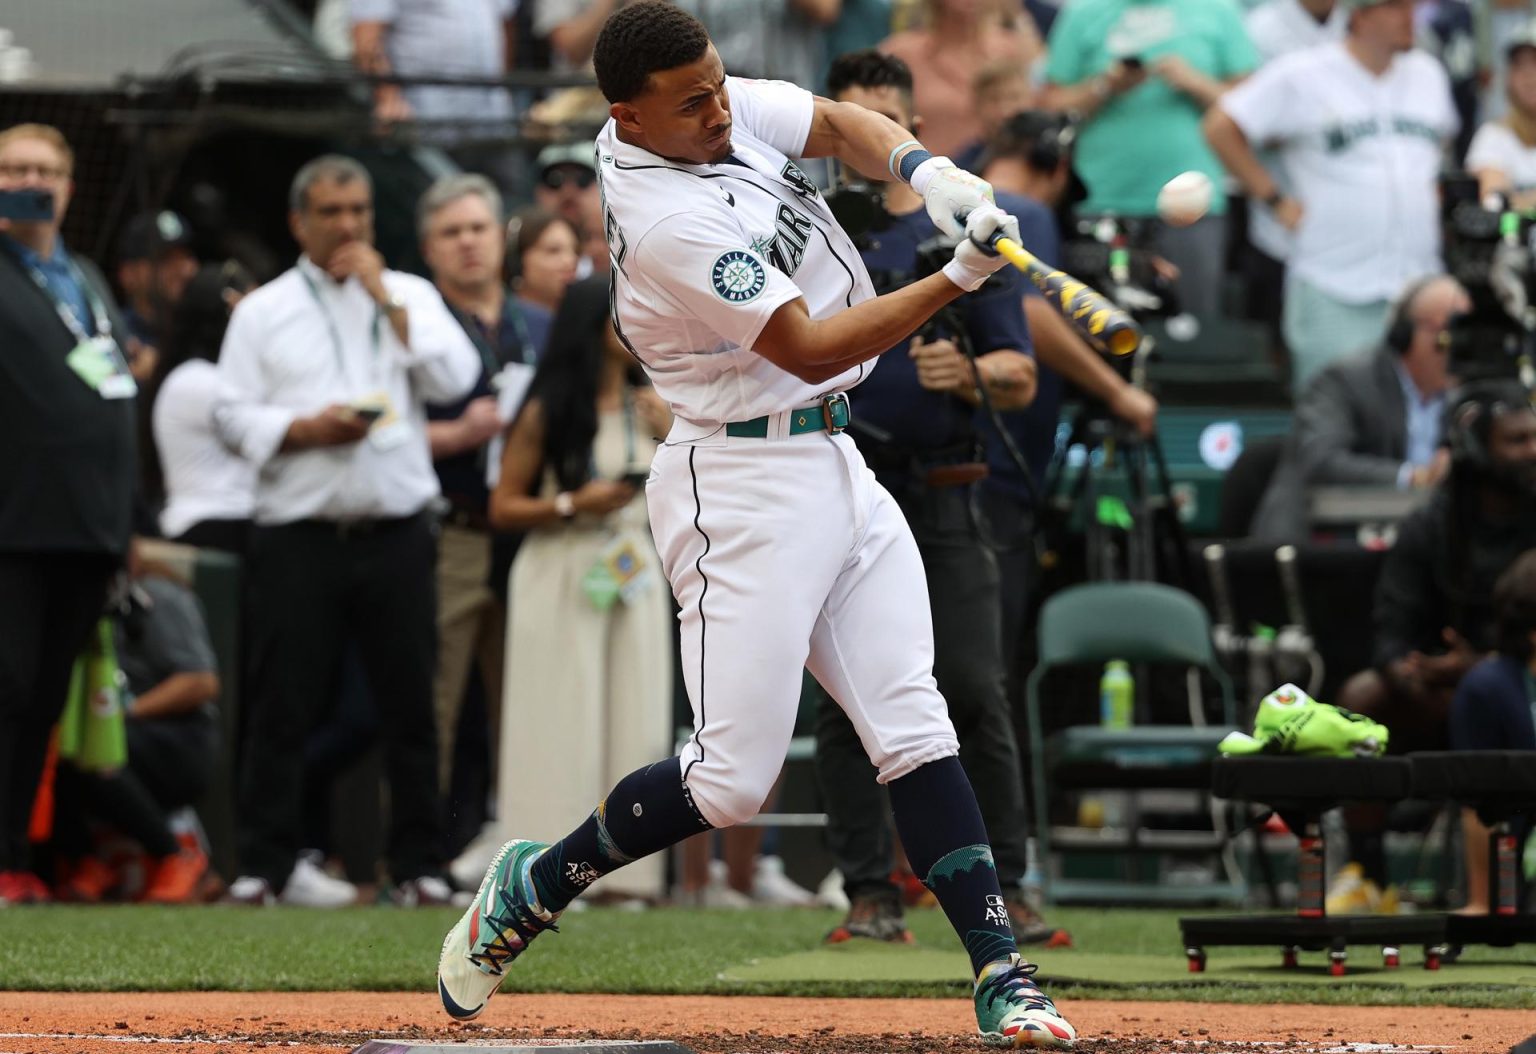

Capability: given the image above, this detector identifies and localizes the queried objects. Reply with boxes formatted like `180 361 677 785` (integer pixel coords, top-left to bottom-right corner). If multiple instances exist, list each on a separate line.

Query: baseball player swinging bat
986 232 1142 358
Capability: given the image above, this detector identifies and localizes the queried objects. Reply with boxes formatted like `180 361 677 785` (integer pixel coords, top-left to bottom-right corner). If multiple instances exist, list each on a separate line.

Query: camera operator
0 123 136 904
979 111 1161 655
812 50 1065 949
1467 25 1536 211
1251 275 1467 541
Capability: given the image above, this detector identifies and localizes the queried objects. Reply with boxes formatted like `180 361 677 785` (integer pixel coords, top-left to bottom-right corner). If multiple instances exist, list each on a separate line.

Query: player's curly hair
825 49 913 104
593 1 711 104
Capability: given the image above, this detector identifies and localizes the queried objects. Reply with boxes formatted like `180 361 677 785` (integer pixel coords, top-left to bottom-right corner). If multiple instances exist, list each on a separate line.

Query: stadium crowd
1 0 1534 926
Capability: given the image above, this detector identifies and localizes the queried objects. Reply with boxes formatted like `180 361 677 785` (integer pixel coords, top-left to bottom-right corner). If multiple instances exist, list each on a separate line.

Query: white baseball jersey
593 75 958 827
1219 42 1458 301
1466 120 1536 193
594 77 878 438
1242 0 1345 260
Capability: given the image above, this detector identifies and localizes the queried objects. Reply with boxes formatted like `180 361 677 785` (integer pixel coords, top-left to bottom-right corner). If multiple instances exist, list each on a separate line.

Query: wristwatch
1262 189 1285 210
554 492 577 520
382 290 408 314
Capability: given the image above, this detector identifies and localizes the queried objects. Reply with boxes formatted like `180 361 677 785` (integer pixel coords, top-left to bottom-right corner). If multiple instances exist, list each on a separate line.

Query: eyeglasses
0 162 69 181
540 167 595 191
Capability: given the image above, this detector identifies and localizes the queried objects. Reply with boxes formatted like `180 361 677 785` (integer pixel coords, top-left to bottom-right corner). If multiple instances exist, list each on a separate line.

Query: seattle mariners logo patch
711 250 767 303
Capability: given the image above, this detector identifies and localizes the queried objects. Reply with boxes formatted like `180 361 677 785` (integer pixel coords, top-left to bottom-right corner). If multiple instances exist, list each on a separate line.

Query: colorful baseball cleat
974 954 1076 1048
437 839 559 1021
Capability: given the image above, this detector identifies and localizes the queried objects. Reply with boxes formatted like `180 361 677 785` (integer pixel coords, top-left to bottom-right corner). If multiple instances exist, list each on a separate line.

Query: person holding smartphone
486 275 673 904
213 154 479 908
0 123 138 906
1041 0 1259 319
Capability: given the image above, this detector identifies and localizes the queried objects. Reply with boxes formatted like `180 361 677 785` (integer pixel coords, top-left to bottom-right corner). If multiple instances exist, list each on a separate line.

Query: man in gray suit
1250 275 1468 541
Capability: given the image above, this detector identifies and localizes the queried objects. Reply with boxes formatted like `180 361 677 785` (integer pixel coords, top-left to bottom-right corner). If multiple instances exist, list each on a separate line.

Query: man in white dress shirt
216 155 479 907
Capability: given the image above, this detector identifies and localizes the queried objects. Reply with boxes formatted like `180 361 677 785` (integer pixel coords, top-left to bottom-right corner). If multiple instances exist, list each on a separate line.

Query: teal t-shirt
1044 0 1258 216
819 0 893 91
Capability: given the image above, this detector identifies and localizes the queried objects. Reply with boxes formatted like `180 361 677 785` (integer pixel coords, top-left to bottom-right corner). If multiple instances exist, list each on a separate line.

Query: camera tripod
1036 341 1189 586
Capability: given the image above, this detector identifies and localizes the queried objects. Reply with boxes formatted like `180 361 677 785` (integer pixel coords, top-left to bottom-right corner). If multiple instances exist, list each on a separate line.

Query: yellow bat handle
992 236 1039 272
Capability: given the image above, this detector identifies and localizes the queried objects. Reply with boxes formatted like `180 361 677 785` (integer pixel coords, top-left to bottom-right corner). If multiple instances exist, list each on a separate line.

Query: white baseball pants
647 420 961 829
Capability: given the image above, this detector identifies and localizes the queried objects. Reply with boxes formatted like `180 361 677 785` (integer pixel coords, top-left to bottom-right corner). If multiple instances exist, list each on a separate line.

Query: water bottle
1021 836 1045 913
1100 660 1133 729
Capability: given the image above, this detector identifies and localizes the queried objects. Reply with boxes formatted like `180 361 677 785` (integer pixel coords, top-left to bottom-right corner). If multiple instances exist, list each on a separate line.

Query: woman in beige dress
489 277 673 901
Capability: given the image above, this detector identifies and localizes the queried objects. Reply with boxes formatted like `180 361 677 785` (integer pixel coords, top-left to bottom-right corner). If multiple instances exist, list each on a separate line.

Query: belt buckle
820 392 849 435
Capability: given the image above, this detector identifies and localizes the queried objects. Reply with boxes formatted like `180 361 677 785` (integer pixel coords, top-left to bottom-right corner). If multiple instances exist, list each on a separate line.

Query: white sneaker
225 875 276 906
280 855 357 908
700 880 754 908
702 858 753 908
752 855 817 906
393 875 455 907
450 824 507 890
816 868 851 911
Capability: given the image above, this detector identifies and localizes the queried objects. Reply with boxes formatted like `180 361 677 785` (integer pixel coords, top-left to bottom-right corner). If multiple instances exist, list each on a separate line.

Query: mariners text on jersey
595 77 880 435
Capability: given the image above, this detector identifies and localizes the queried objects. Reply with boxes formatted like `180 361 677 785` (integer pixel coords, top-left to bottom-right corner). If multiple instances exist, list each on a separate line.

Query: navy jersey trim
680 446 713 784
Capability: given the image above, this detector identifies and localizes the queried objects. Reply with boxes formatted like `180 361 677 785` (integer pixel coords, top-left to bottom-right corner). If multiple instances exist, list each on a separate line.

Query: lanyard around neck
299 265 381 385
459 295 535 377
5 241 111 345
505 298 534 360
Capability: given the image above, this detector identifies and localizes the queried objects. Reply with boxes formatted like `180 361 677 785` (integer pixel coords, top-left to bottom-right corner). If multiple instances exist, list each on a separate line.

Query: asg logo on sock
984 894 1010 927
566 861 601 888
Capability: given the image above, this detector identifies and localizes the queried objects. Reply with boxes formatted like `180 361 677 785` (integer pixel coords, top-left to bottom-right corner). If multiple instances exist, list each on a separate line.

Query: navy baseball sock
889 755 1019 976
528 758 712 912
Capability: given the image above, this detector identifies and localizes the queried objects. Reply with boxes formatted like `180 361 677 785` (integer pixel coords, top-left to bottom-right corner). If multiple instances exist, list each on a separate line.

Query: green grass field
2 905 1532 1009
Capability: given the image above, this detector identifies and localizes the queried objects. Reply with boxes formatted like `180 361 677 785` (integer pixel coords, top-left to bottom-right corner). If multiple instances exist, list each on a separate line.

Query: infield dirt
0 992 1528 1054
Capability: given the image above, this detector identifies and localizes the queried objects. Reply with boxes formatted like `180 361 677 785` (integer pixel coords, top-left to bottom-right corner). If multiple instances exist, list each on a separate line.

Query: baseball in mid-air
1156 171 1214 227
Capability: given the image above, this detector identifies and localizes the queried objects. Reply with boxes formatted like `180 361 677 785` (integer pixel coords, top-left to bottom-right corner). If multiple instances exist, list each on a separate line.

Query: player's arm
799 98 919 180
800 98 995 239
755 207 1021 384
756 276 969 385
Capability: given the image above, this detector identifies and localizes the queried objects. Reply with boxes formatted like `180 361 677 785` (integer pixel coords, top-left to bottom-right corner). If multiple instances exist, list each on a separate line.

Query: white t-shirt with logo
1219 42 1457 301
1466 121 1536 194
594 77 877 433
1242 0 1346 260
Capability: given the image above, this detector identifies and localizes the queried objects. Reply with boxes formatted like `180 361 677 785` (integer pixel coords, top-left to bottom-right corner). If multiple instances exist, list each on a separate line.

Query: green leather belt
727 392 850 438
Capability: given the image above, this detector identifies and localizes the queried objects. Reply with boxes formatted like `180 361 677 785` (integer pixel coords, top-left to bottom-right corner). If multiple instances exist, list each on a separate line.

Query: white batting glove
942 205 1020 292
910 156 996 240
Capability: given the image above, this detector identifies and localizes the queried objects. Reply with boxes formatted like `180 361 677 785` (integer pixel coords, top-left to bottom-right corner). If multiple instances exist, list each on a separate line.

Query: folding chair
1025 581 1241 904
